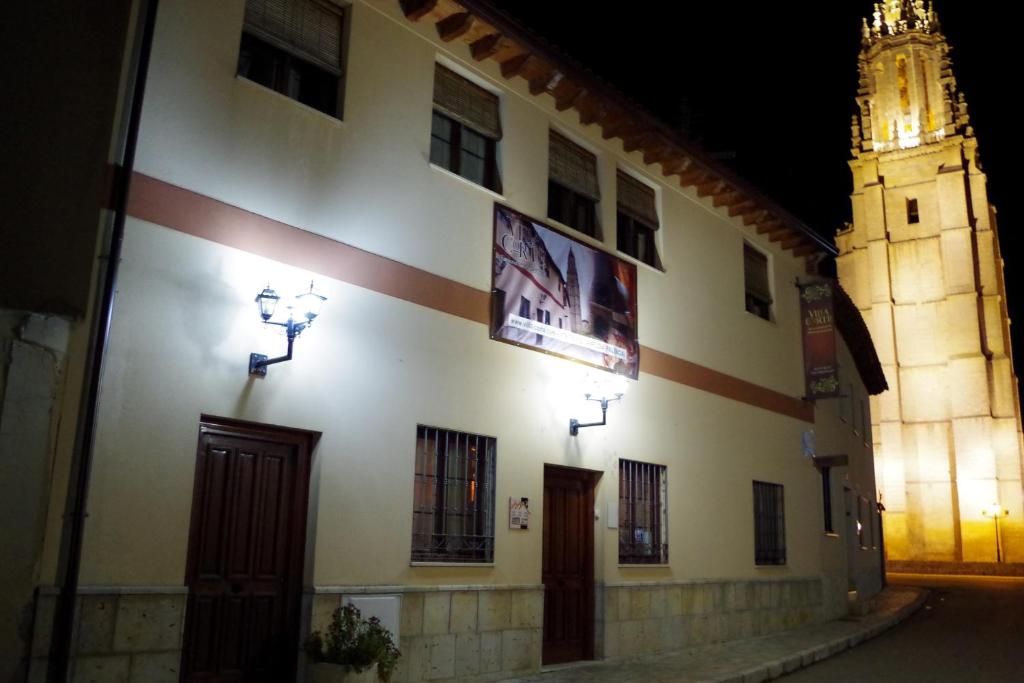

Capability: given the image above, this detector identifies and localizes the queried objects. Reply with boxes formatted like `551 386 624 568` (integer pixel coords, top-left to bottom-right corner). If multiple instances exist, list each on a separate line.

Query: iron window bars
619 459 668 564
753 480 786 565
412 426 496 562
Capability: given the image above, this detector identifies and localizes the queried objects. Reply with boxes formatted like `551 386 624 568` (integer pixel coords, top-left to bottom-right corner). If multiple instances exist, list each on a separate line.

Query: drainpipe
48 0 159 679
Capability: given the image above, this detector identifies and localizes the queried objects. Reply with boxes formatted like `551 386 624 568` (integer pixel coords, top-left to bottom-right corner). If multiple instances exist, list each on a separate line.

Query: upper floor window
411 425 496 563
616 171 661 269
548 131 600 238
743 243 772 320
618 459 668 564
430 64 502 192
907 197 920 224
237 0 346 118
821 466 835 534
753 480 786 565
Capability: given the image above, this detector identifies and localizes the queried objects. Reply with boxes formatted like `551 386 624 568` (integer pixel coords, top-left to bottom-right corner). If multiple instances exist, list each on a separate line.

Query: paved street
781 574 1024 682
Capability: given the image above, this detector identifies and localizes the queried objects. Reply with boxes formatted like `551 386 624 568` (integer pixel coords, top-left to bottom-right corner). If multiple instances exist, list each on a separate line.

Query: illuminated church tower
837 1 1024 569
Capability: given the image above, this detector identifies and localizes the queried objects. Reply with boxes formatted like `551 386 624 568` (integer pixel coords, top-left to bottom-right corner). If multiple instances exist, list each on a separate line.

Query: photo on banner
490 203 639 379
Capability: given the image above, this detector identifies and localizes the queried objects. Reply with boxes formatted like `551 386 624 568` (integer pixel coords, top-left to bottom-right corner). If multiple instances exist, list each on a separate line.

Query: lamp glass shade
296 283 327 322
255 286 280 321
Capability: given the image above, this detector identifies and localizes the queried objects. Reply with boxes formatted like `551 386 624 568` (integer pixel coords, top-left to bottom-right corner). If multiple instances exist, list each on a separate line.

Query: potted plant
305 604 401 683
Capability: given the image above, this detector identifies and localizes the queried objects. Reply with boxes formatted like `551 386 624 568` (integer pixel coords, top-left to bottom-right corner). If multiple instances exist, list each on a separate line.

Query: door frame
541 464 601 665
181 415 319 681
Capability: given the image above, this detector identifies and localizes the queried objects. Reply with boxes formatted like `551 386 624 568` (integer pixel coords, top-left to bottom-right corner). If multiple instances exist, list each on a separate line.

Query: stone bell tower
836 1 1024 570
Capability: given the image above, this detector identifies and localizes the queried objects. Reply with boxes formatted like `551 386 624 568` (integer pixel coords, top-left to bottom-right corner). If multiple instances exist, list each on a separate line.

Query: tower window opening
907 198 920 224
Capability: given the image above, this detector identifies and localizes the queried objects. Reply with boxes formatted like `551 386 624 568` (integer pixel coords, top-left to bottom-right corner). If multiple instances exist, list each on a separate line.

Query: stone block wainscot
598 577 847 659
29 587 186 683
308 585 544 683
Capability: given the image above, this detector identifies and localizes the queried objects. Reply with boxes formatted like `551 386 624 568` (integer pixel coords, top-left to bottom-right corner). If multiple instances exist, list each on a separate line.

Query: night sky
487 0 1020 377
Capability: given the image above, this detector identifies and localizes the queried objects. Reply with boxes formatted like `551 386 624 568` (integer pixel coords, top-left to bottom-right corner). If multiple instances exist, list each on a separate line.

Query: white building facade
12 1 887 680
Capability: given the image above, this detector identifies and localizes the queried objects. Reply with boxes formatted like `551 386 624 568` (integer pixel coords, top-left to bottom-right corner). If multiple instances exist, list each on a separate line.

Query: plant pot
310 662 378 683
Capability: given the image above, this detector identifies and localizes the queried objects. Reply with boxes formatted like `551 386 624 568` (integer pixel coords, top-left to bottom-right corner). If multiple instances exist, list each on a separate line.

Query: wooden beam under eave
643 145 672 166
578 103 602 126
696 180 725 198
437 12 473 41
528 67 558 95
677 169 705 187
622 133 651 154
756 219 785 235
768 228 794 243
470 33 502 61
500 53 531 78
400 0 438 21
728 200 757 218
600 113 633 140
780 233 805 250
743 209 768 226
554 85 584 111
793 243 819 257
659 156 691 176
712 190 742 209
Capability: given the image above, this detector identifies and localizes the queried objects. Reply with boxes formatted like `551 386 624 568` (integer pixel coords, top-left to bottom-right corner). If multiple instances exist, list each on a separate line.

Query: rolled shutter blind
433 64 502 140
744 244 772 303
616 171 659 229
549 131 600 201
244 0 342 76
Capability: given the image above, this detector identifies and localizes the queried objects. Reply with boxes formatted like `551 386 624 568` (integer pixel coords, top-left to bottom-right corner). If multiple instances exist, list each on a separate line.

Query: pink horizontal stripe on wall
126 172 811 423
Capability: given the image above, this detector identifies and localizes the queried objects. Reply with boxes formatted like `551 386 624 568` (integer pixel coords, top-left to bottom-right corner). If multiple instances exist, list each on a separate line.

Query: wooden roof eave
400 0 838 260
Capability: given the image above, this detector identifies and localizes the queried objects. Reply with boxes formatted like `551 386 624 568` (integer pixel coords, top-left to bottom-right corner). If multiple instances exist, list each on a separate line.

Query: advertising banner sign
490 204 639 379
799 280 840 399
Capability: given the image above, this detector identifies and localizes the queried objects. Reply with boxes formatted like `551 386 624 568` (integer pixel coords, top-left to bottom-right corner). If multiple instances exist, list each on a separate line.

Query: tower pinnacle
853 1 967 154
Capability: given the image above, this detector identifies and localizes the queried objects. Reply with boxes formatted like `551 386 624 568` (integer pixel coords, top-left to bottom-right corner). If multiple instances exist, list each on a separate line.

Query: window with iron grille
618 459 668 564
429 64 502 192
237 0 347 118
753 481 786 565
411 426 496 563
744 243 772 320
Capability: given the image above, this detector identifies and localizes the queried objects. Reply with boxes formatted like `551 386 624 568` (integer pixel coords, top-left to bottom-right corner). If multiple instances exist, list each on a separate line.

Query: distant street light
981 503 1009 563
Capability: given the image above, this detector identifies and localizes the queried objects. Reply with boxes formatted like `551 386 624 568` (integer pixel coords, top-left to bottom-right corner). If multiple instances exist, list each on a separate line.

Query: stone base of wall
308 585 543 683
27 587 186 683
600 578 828 660
888 560 1024 577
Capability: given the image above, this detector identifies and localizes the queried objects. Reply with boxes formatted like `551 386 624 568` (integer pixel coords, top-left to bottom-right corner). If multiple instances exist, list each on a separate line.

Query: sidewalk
501 586 927 683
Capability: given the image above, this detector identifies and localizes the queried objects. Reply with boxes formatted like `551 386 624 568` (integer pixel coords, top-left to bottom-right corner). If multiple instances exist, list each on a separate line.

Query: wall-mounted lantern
249 281 326 376
982 502 1009 563
569 375 627 436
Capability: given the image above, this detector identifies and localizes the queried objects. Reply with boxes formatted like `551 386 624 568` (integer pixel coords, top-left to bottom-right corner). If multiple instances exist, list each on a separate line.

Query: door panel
181 421 313 682
542 466 596 665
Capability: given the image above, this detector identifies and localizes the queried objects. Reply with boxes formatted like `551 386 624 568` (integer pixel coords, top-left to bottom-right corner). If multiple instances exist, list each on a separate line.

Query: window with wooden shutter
616 171 661 268
237 0 346 117
743 243 772 320
548 131 600 237
429 65 502 192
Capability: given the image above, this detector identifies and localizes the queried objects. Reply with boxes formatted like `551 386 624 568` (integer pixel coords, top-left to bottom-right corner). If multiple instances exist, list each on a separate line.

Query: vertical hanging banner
799 281 840 399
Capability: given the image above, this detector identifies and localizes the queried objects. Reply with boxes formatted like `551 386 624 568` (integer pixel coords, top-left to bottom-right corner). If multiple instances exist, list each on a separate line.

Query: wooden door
542 465 596 665
180 419 314 682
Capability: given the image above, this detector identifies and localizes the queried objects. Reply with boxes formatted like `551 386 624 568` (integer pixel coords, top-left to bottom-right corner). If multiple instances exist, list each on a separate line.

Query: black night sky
487 1 1020 374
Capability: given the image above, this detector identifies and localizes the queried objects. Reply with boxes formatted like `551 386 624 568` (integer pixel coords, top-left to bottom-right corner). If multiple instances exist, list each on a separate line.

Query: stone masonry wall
600 578 828 659
28 588 186 683
309 586 543 683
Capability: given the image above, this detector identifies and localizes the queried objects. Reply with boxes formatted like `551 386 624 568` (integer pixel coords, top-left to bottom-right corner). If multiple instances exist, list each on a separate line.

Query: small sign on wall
509 497 530 529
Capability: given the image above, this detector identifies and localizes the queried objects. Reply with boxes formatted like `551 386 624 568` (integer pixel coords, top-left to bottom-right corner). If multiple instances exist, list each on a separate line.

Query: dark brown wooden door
542 465 596 665
181 420 314 682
